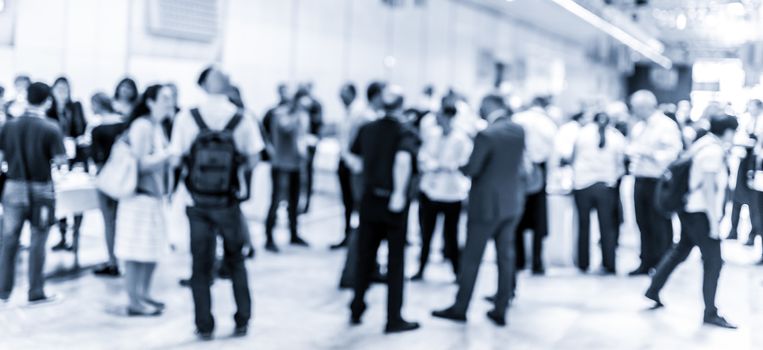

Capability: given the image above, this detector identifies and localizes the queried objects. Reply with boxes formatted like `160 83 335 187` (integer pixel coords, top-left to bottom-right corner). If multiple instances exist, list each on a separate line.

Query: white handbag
95 138 138 199
749 170 763 192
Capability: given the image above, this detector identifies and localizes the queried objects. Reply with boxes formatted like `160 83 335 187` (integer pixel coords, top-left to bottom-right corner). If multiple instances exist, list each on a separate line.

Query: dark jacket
47 101 86 138
461 116 525 222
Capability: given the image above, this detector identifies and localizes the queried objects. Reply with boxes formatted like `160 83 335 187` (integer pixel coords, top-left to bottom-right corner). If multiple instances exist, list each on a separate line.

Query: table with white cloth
53 170 100 270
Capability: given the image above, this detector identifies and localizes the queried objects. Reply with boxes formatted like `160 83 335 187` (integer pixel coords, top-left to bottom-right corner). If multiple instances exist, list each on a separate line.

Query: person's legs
650 187 675 270
442 201 462 276
264 168 282 248
574 187 595 272
351 213 384 320
53 218 68 250
687 213 723 317
728 200 743 239
97 192 119 267
632 178 654 273
531 191 548 273
596 185 619 272
493 217 519 316
645 212 695 302
27 223 52 301
138 262 158 302
451 220 493 315
216 207 251 329
386 213 406 324
124 261 144 310
514 212 528 271
415 194 438 277
302 146 317 213
0 204 28 300
287 170 304 243
337 160 354 240
187 207 218 333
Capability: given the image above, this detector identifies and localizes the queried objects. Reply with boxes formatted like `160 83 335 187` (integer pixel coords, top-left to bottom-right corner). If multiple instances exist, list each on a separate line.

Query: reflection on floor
0 191 761 350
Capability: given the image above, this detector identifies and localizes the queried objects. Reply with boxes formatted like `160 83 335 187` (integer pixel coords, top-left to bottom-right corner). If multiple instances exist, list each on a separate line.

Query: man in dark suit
432 94 525 326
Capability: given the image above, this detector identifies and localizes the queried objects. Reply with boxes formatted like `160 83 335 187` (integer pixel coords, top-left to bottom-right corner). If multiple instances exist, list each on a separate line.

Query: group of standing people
0 67 755 339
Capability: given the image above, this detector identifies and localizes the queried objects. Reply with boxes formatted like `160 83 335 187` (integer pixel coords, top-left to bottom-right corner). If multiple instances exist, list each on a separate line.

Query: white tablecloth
54 172 100 218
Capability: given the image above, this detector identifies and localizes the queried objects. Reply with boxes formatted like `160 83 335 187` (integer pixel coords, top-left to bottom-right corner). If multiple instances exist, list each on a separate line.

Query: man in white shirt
645 115 738 329
511 97 558 275
169 66 264 340
625 90 683 276
411 96 472 281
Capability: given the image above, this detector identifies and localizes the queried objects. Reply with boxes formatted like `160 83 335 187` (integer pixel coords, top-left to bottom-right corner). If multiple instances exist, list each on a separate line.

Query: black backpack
654 144 710 217
185 108 244 208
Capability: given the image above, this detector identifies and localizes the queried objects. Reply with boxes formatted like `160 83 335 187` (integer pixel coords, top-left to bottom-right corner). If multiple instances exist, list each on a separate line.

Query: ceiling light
676 13 687 30
550 0 672 68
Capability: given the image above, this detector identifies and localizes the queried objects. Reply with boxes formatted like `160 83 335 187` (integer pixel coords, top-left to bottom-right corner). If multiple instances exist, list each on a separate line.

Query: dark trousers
187 205 251 333
0 181 55 301
453 216 519 318
634 177 674 270
338 160 355 238
516 190 547 271
265 168 300 242
351 194 407 324
302 145 317 212
417 193 461 275
646 212 723 317
573 183 618 271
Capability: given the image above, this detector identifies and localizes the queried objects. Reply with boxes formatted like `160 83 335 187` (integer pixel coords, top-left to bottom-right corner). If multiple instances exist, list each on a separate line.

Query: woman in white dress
115 84 175 316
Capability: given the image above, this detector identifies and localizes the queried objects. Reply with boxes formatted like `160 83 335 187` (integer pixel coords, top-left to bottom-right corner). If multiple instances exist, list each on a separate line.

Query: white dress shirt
685 134 727 221
626 111 683 178
512 107 558 164
572 124 626 190
418 126 472 203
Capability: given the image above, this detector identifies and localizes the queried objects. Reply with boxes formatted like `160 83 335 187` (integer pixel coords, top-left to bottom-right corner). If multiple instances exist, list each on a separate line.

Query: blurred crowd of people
0 65 757 339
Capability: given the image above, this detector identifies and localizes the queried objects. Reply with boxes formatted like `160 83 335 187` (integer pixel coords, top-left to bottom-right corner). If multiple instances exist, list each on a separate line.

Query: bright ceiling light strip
551 0 672 69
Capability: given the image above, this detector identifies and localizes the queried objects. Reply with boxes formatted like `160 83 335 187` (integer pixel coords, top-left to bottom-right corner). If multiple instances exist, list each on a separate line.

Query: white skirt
115 195 169 263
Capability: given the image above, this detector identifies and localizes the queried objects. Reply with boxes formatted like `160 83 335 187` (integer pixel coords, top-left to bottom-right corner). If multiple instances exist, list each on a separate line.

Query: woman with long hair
571 112 627 275
114 84 175 316
47 76 87 252
113 77 139 117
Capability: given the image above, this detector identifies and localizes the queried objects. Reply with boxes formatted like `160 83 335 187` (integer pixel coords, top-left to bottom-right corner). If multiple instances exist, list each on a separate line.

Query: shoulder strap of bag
224 111 244 132
190 108 210 132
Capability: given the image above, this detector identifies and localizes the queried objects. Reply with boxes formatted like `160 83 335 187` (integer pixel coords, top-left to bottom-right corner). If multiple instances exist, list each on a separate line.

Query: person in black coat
47 76 87 252
432 94 525 327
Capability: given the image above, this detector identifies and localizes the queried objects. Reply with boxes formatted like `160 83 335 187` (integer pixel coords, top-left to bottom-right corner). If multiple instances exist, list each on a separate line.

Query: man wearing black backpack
169 66 264 340
645 115 738 329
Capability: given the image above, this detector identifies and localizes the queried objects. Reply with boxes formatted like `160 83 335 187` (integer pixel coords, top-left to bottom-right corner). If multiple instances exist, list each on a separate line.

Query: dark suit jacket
462 116 525 222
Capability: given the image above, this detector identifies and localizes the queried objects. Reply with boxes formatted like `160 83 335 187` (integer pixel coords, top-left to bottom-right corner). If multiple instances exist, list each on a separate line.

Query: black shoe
218 267 232 280
644 290 664 310
290 236 310 247
27 294 61 306
350 301 366 325
93 265 120 277
179 278 191 287
233 325 248 337
245 246 255 259
745 235 756 247
726 231 738 240
484 295 496 303
384 320 420 333
595 268 616 276
330 238 349 250
195 330 214 341
410 272 424 281
265 242 280 253
532 266 545 276
703 314 737 329
486 310 506 326
432 308 467 322
127 307 162 317
628 267 650 276
51 240 68 252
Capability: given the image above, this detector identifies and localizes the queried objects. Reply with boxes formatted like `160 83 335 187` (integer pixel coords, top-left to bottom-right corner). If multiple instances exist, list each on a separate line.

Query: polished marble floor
0 172 762 349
